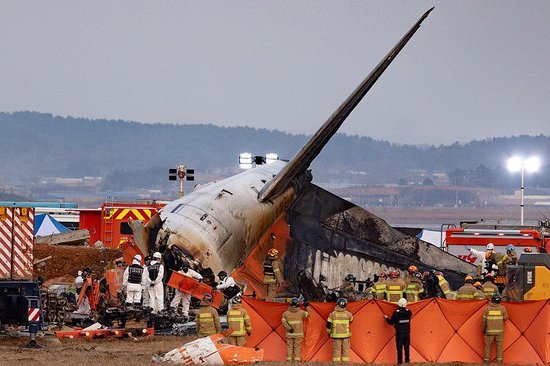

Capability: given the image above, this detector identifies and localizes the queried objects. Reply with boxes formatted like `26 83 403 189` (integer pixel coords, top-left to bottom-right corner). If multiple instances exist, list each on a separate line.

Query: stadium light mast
507 156 540 225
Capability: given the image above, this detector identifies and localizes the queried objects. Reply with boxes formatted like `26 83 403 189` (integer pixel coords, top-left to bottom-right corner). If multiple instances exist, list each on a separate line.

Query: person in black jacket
385 297 412 364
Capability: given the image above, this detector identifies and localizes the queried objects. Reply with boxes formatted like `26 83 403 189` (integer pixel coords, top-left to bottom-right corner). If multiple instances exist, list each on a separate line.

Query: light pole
507 156 540 225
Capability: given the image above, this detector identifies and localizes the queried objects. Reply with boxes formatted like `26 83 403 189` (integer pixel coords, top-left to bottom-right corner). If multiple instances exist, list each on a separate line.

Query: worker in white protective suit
73 269 91 315
465 243 494 278
217 271 241 310
123 254 148 307
147 252 165 313
170 261 203 317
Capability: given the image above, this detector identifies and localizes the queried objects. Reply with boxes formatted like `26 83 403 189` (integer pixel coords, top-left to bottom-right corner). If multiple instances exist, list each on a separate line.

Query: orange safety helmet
407 265 418 274
464 275 474 283
379 271 387 279
473 281 482 289
389 270 400 279
268 248 279 257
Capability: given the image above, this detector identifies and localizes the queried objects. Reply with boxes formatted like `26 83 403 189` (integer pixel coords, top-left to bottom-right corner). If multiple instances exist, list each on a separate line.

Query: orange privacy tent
242 297 550 364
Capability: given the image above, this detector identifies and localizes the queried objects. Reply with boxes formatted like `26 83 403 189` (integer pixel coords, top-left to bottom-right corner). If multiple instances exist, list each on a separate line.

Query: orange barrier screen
242 297 550 364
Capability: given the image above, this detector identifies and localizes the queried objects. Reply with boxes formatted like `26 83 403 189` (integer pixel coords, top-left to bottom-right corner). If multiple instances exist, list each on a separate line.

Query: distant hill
1 111 549 188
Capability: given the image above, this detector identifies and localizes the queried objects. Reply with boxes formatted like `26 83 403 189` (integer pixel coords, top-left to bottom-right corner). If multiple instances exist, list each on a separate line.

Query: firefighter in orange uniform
457 275 478 300
405 271 424 303
435 271 453 299
282 297 311 362
196 294 221 337
226 296 251 346
327 298 353 362
482 274 499 299
482 294 508 364
263 248 284 301
373 271 388 300
386 270 406 304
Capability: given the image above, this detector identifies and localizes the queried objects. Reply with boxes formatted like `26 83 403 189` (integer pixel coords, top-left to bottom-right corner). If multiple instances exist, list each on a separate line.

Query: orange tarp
242 297 550 364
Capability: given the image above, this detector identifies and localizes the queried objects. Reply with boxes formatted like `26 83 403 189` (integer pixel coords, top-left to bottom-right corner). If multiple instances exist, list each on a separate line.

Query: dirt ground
34 244 122 281
0 335 490 366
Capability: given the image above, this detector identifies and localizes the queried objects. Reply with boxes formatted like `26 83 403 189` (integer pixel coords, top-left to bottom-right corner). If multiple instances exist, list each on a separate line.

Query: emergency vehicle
444 221 550 264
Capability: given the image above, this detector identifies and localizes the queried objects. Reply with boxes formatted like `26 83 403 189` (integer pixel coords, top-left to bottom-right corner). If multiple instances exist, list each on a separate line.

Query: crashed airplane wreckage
131 7 473 299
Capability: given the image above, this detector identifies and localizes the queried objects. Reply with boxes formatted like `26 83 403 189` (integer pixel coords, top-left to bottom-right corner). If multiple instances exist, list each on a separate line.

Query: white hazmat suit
170 267 203 316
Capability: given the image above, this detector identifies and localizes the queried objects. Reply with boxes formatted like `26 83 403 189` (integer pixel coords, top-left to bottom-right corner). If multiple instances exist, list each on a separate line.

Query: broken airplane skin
132 8 473 286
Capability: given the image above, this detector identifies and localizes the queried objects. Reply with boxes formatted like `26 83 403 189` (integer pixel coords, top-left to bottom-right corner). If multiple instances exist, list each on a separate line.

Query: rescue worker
482 274 499 299
465 244 489 277
385 298 412 365
482 294 508 364
506 244 518 265
421 271 445 299
457 275 478 300
226 296 251 346
263 248 284 301
435 271 453 299
142 255 152 308
216 271 241 301
326 298 353 362
405 271 424 303
373 271 388 300
122 254 148 307
75 270 85 300
486 246 510 276
170 262 203 317
473 281 487 300
386 270 406 304
196 294 221 337
147 252 165 313
339 274 357 301
282 297 311 362
74 269 91 315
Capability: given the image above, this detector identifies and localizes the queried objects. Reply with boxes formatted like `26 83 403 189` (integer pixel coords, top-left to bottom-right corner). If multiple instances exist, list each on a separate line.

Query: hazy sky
1 1 549 144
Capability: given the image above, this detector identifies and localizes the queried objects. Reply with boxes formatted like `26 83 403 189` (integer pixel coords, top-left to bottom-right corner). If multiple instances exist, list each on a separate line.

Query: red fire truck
444 221 550 264
79 201 165 249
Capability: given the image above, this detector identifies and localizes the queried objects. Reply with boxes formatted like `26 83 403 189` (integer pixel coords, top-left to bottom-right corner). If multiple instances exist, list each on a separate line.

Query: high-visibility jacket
404 278 424 303
457 284 478 300
263 257 284 285
373 280 387 300
489 252 510 275
327 307 353 339
482 303 508 335
385 279 406 303
474 289 486 300
282 306 310 338
196 303 221 337
227 303 251 337
437 275 451 295
482 281 499 299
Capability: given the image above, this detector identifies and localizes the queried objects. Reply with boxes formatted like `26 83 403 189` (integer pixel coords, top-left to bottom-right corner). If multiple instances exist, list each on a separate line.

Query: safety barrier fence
242 297 550 364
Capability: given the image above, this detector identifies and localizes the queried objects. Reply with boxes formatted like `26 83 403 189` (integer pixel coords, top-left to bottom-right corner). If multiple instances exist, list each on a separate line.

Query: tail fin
258 8 434 202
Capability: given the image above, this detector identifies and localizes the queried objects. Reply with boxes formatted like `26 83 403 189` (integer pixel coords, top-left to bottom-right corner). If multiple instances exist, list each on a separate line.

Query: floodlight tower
507 156 540 225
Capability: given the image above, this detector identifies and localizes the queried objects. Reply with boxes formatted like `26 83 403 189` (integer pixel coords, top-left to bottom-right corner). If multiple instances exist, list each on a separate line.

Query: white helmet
486 243 495 250
153 252 162 259
397 298 407 308
133 254 142 261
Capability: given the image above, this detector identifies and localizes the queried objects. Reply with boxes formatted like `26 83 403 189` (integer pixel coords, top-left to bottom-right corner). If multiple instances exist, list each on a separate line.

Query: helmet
506 244 515 252
407 265 417 274
379 271 387 279
218 271 227 279
484 273 494 282
268 248 278 257
397 298 407 308
344 274 356 282
413 271 422 279
474 281 482 289
336 298 347 308
179 262 189 270
422 271 430 280
231 295 242 304
153 252 162 259
133 254 142 262
435 271 443 276
486 243 495 250
290 297 300 307
389 270 399 279
524 246 533 253
491 293 502 303
464 275 474 283
203 293 213 302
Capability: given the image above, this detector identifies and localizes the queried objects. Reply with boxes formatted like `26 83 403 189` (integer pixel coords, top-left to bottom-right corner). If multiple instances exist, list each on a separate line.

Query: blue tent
34 214 70 237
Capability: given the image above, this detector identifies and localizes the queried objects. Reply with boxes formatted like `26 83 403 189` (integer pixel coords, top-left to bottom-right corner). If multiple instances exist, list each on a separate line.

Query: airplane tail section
258 8 434 202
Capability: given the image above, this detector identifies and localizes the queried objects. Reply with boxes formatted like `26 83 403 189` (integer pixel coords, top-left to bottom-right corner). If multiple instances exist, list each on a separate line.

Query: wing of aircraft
258 7 434 202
